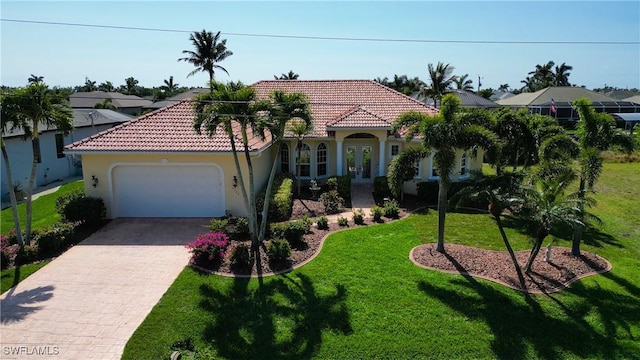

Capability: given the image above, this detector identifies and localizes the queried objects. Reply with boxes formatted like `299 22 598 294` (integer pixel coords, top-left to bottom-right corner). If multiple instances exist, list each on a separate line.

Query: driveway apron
0 218 208 360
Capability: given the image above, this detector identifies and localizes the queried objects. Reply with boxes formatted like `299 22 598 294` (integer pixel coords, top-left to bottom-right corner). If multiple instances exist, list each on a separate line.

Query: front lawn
1 180 84 236
123 163 639 359
1 260 51 294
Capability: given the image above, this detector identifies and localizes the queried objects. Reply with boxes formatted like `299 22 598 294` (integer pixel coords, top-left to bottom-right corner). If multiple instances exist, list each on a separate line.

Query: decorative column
336 140 343 176
378 139 386 176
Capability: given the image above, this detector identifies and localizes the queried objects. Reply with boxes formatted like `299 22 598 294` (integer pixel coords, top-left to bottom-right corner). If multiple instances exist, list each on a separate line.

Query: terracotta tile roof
66 80 438 153
253 80 438 137
327 106 391 129
65 101 271 153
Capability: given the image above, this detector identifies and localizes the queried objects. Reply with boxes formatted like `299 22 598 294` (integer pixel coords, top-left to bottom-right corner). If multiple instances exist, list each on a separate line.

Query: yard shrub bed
186 232 230 268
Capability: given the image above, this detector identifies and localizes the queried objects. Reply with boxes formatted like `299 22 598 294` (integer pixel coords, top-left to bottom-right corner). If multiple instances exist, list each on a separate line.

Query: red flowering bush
185 232 230 268
1 235 19 269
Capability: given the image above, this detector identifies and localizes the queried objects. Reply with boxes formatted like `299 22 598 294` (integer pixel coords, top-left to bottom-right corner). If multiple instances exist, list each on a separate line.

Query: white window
414 159 422 180
460 152 469 178
280 144 290 173
317 143 327 177
391 144 400 157
297 144 311 177
429 152 440 179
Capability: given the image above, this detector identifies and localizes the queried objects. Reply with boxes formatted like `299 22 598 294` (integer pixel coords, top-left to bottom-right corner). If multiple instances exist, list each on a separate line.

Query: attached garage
110 163 225 218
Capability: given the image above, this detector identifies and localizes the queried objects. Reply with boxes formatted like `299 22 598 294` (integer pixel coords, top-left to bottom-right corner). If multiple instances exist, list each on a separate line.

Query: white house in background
69 92 153 116
1 109 133 201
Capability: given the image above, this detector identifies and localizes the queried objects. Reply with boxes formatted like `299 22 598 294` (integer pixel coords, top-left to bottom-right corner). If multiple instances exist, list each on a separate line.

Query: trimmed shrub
316 216 329 230
208 218 229 234
338 216 349 227
370 205 384 223
1 235 19 270
232 217 249 237
336 175 351 201
55 190 84 214
229 244 251 269
300 215 313 233
373 176 390 198
185 232 229 268
352 208 365 225
257 174 294 222
270 220 307 246
267 238 291 265
34 222 75 256
15 244 39 266
59 194 106 225
319 190 344 214
326 177 338 191
383 199 400 219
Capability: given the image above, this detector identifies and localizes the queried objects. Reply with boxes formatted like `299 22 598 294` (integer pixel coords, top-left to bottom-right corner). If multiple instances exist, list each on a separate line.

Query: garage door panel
112 165 224 218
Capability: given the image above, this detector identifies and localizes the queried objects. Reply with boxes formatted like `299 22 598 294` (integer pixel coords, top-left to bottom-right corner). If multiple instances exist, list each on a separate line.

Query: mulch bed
193 195 612 294
410 244 611 293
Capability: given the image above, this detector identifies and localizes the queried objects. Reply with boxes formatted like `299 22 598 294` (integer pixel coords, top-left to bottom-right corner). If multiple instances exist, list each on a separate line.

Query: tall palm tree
179 30 233 82
274 70 299 80
452 174 526 285
98 81 115 92
160 76 179 96
28 74 44 84
83 78 97 92
193 82 267 252
392 94 497 253
287 119 313 196
1 82 73 244
570 98 634 255
453 74 474 91
554 62 573 86
257 90 312 242
94 98 116 110
123 77 139 95
420 62 456 107
498 83 510 92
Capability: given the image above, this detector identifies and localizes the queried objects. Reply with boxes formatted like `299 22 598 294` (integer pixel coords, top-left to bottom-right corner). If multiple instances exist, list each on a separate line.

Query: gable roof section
252 80 438 137
623 95 640 104
65 101 270 153
497 87 618 106
327 106 391 129
144 88 210 110
70 92 153 108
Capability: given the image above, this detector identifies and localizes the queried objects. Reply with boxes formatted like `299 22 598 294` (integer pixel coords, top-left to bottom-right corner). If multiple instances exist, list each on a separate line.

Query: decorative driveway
1 218 208 360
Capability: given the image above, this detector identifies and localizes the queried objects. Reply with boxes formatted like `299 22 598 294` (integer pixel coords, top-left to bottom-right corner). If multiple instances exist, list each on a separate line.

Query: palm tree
193 82 268 253
94 98 116 110
287 118 313 196
179 29 233 82
98 81 115 92
419 62 456 107
570 98 634 255
28 74 44 84
160 76 179 95
498 83 510 92
478 88 495 99
257 90 312 242
392 94 497 253
517 170 587 273
1 82 73 244
123 77 139 95
529 61 555 90
274 70 299 80
83 78 97 92
453 74 474 91
452 174 526 286
554 62 573 86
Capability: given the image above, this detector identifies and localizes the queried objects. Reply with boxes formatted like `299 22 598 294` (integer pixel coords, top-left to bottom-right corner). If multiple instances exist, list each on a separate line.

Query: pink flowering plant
185 232 230 268
1 235 20 269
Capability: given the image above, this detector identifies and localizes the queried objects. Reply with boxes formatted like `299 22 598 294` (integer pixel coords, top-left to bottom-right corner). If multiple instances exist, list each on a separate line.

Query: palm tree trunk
25 137 40 245
296 140 302 196
226 126 255 250
1 142 24 246
571 178 586 256
494 215 525 286
240 131 259 251
258 144 281 243
512 149 519 172
524 229 547 274
436 180 448 253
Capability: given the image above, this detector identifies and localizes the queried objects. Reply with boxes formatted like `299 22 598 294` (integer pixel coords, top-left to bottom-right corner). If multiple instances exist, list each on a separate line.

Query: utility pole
477 75 483 92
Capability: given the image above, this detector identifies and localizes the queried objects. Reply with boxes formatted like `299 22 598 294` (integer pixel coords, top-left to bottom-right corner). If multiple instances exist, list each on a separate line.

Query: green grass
1 260 51 294
1 180 84 235
123 163 640 360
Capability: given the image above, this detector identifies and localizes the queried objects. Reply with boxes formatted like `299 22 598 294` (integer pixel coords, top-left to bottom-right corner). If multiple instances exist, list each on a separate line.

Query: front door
346 144 373 182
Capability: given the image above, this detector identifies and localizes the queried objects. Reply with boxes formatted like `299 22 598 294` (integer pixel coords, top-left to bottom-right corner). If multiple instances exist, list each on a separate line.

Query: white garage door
112 164 224 218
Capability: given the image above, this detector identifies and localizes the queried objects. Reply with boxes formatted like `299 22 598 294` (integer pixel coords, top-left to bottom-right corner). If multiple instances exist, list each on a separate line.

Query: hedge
257 174 294 222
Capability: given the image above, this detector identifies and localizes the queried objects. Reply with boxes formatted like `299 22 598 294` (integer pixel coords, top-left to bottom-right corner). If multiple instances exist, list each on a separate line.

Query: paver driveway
1 218 208 360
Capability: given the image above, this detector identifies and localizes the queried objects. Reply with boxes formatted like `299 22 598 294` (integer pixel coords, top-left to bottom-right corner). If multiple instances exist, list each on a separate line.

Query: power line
2 18 639 45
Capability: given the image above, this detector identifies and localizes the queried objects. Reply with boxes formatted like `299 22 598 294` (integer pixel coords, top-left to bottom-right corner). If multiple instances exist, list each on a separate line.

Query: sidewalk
325 184 375 223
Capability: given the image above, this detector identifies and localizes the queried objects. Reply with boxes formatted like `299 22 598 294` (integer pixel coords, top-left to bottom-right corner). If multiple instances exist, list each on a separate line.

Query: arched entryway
343 133 376 182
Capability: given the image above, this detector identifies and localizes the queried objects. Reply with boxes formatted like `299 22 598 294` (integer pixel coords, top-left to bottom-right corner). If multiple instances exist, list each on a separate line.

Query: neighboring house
603 89 639 100
490 91 516 102
622 94 640 105
496 87 640 126
70 91 153 116
610 113 640 132
143 88 209 112
65 80 484 219
1 109 134 201
416 89 500 110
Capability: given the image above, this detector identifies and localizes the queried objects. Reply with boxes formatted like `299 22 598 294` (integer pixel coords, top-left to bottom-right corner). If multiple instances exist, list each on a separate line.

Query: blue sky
1 1 639 91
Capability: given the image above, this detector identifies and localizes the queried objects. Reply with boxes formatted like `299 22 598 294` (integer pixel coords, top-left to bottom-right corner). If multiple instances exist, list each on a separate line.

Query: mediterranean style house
65 80 483 218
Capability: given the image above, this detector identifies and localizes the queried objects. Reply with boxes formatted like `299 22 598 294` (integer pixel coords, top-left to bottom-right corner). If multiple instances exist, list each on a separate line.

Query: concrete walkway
1 176 82 210
325 184 376 223
0 218 208 360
